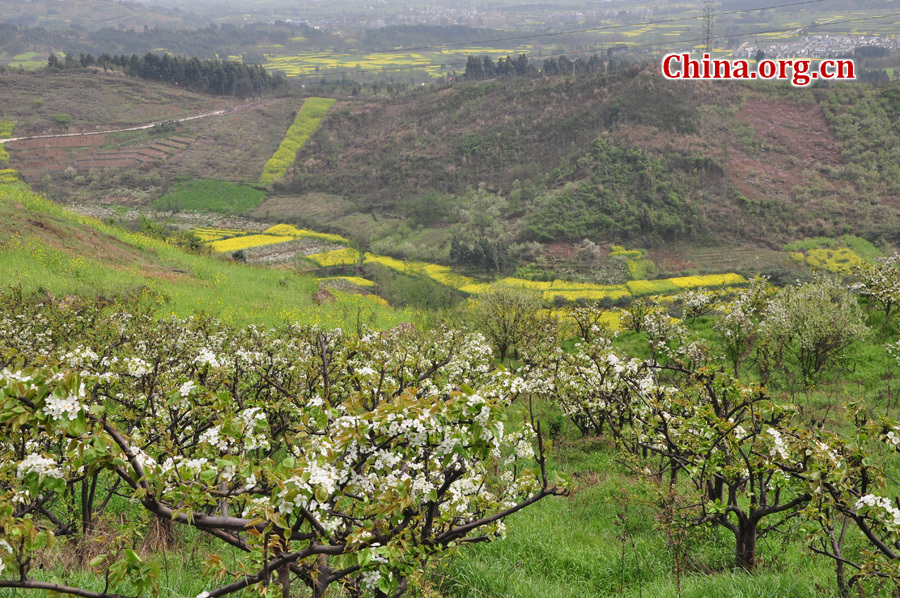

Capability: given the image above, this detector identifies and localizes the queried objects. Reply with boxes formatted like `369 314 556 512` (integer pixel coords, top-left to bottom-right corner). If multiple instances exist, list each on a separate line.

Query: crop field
153 179 267 215
263 223 348 244
208 234 297 253
263 45 533 79
0 168 18 183
318 275 377 288
250 7 900 83
304 246 749 304
306 246 361 267
259 97 336 185
0 120 11 166
609 245 656 280
8 50 44 69
786 235 879 275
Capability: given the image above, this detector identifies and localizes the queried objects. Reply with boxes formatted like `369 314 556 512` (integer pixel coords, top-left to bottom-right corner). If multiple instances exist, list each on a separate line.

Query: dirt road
0 106 246 145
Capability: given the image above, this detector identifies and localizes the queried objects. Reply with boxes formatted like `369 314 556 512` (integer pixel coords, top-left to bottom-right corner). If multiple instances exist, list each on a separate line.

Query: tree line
462 51 619 81
48 51 288 97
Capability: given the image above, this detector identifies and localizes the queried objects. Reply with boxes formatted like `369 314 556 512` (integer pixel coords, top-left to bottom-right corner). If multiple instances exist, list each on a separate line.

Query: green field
8 50 45 69
153 179 267 215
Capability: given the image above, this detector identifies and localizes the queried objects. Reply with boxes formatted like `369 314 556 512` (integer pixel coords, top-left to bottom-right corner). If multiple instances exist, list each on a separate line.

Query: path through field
0 103 260 145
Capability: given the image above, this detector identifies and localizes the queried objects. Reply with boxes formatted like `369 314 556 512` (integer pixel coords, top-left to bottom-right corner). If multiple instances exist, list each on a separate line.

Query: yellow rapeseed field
306 247 361 267
208 235 296 253
263 224 348 244
667 273 748 289
804 247 865 275
319 276 377 288
259 97 336 185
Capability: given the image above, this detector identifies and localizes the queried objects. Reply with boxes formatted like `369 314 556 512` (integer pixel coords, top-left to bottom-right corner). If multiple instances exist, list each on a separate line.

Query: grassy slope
0 180 413 329
440 440 835 598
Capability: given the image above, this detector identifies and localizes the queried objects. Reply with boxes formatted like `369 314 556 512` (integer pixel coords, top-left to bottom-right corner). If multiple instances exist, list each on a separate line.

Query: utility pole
702 1 714 56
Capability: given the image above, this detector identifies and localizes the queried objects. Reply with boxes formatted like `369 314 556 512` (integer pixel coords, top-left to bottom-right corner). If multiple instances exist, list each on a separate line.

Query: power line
297 10 897 80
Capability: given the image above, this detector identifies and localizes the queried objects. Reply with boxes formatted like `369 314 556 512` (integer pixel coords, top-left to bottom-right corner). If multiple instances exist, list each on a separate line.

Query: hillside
282 67 897 247
0 177 411 329
2 67 899 280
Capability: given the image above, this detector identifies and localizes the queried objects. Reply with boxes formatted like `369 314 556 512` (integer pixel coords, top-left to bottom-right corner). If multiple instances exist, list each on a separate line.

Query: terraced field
9 133 195 175
201 224 348 254
301 245 750 302
194 222 882 310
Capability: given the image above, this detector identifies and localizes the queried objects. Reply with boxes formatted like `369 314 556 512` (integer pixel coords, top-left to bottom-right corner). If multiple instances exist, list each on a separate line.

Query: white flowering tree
757 277 868 387
676 288 717 322
852 252 900 320
714 277 773 375
803 408 900 596
521 332 643 438
618 365 812 570
525 302 813 570
0 289 566 598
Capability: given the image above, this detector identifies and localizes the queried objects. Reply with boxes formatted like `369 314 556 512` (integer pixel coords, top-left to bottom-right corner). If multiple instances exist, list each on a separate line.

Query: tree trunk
736 519 758 570
831 517 850 598
310 555 329 598
835 558 848 598
278 563 291 598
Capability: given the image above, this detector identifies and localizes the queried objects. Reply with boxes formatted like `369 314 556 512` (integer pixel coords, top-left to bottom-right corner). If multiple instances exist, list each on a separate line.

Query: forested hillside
279 66 899 259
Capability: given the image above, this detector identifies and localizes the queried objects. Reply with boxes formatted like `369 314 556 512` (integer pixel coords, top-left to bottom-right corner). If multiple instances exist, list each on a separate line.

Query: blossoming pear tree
0 289 566 598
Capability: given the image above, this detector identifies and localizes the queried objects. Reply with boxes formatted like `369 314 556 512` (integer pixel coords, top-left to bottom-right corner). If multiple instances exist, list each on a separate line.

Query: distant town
733 34 900 59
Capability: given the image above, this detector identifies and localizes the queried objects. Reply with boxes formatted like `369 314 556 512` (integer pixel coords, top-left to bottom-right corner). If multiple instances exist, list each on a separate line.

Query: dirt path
0 104 256 145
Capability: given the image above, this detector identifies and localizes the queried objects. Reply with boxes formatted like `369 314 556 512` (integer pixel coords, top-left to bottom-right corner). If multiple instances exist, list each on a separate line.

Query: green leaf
378 575 391 594
124 548 141 565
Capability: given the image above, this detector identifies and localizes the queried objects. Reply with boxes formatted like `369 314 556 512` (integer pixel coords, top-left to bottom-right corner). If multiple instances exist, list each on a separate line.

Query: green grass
152 180 267 215
841 234 881 263
0 180 412 329
437 436 837 598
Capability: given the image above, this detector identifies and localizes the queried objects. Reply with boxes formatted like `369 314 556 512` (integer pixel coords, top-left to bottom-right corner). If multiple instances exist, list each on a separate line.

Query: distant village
274 5 654 31
358 6 654 29
732 34 900 59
